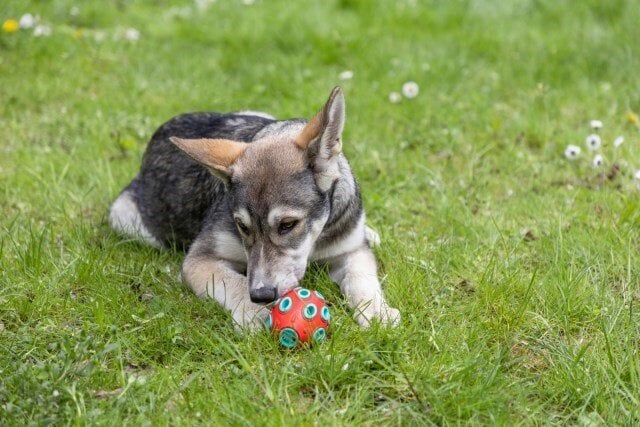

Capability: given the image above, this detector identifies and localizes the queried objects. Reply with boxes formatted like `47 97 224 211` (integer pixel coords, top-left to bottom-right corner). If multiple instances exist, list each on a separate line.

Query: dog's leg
109 187 163 248
182 248 267 330
365 225 381 248
329 245 400 327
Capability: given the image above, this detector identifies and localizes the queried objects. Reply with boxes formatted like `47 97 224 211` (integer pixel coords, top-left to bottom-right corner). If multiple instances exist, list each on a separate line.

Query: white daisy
33 24 51 37
634 170 640 180
592 154 604 168
613 136 624 148
564 144 581 160
585 134 601 151
590 119 603 130
388 92 401 104
19 13 35 29
338 70 353 80
401 81 419 98
195 0 217 10
125 28 140 41
93 30 106 42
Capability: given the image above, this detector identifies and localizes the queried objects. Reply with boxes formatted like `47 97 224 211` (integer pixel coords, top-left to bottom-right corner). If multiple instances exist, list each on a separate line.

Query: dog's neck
317 155 363 247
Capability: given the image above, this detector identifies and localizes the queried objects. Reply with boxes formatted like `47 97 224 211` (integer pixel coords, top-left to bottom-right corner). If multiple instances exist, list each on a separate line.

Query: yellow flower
627 111 639 125
73 28 84 39
2 19 19 33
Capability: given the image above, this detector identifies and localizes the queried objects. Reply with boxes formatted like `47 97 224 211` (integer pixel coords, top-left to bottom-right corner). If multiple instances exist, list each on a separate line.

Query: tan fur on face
233 137 308 190
170 137 247 174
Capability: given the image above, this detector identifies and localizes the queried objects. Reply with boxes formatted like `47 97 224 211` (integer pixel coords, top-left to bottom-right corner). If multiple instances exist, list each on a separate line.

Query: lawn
2 0 640 424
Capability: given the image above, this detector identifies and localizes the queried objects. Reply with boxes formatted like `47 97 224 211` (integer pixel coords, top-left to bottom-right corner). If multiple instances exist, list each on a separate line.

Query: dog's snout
249 283 277 304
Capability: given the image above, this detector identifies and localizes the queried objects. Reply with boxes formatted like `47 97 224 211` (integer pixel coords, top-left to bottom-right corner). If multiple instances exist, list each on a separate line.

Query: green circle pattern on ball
279 328 299 348
313 328 326 342
279 297 292 313
321 306 330 321
303 303 317 319
297 288 311 299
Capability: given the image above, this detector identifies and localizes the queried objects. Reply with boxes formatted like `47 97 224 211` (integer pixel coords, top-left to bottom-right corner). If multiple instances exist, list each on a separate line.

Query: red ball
266 287 330 348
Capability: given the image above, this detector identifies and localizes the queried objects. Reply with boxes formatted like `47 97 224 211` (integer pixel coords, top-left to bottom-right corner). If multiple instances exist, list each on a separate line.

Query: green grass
2 0 640 424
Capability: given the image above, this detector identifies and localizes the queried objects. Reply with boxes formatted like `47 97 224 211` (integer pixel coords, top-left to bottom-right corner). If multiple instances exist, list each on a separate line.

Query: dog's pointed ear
294 87 345 191
170 137 247 180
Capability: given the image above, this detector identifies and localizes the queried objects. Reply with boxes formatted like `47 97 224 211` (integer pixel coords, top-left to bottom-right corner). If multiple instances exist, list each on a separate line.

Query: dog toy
266 287 330 348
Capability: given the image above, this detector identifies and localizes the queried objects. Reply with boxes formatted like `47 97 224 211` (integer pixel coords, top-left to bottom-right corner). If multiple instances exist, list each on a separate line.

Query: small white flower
242 0 255 4
33 24 52 37
590 119 603 130
52 390 60 397
125 28 140 41
613 136 624 148
94 30 106 42
585 134 601 151
70 6 80 17
338 70 353 80
19 13 36 29
634 170 640 180
388 92 401 104
564 144 581 160
195 0 217 10
592 154 604 168
401 81 419 98
341 363 349 371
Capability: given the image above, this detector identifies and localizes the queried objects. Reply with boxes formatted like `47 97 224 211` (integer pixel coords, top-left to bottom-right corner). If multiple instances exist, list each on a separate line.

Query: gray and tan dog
109 87 400 329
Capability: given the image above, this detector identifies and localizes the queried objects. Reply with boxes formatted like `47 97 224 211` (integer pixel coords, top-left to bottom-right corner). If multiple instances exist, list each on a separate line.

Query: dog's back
111 112 275 248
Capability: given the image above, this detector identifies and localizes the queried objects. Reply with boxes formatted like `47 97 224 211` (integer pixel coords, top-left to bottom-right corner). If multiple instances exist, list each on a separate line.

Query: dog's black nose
249 286 277 304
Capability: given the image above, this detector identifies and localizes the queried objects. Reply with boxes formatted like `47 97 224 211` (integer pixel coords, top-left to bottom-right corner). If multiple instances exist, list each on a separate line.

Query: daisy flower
19 14 35 29
585 134 601 151
338 70 353 80
2 19 19 33
125 28 140 41
388 92 401 104
564 144 581 160
589 119 603 131
592 154 604 168
613 136 624 148
401 81 419 98
33 24 52 37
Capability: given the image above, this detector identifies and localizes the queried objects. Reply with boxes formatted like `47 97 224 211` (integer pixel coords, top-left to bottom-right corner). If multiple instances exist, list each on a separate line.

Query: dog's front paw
365 226 381 248
231 304 269 332
354 301 401 328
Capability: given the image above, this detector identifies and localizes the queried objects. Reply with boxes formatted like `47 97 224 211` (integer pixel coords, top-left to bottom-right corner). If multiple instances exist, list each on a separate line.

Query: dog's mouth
267 282 300 304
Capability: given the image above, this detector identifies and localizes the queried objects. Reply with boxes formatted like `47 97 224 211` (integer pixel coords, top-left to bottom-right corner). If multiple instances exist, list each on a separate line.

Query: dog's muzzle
249 282 277 304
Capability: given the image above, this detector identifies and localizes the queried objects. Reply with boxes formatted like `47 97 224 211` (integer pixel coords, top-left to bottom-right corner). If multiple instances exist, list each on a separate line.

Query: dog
109 87 400 329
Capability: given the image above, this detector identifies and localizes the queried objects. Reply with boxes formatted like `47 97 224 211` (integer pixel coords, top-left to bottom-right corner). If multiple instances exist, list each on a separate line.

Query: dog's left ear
169 137 247 182
295 86 345 191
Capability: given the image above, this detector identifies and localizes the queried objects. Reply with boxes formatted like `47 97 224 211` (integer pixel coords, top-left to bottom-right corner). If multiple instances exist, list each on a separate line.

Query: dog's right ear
169 137 247 180
294 87 346 192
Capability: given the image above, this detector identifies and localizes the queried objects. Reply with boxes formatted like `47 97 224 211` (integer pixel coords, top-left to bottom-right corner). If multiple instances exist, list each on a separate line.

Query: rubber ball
266 287 330 348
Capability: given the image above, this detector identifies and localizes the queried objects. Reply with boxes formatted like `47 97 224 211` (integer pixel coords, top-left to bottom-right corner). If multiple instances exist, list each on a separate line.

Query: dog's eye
235 219 250 235
278 219 298 235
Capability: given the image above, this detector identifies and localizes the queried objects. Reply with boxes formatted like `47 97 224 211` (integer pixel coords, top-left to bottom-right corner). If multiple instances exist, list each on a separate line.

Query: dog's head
170 87 346 303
